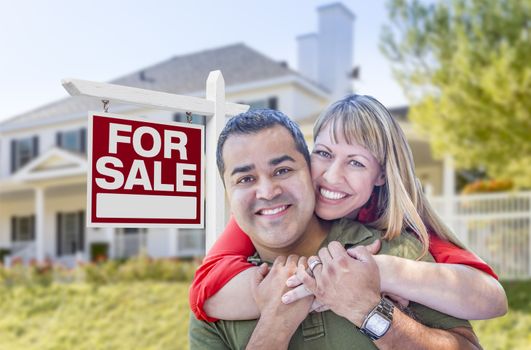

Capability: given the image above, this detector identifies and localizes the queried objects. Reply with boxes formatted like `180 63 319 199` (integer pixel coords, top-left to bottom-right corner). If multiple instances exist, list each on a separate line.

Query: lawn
0 282 191 350
471 280 531 349
0 279 529 349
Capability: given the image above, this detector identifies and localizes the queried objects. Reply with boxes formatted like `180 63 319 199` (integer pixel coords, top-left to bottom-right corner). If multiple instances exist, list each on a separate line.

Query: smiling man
218 120 325 261
189 109 481 349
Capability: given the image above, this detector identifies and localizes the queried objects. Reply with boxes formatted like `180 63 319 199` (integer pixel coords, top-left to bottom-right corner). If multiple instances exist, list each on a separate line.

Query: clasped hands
251 240 408 328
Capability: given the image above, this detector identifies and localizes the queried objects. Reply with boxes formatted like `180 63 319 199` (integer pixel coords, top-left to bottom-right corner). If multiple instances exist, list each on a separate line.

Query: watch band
359 297 394 341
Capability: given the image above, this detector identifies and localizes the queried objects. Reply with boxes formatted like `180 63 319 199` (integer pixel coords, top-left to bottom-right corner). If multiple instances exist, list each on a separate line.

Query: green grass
0 280 529 349
471 280 531 349
0 282 191 350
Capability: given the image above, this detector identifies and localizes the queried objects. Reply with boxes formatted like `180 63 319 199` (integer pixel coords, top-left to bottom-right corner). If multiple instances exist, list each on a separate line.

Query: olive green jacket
189 219 471 349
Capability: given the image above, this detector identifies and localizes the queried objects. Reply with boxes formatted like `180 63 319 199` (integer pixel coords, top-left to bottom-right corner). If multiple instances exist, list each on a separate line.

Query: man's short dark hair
217 109 311 181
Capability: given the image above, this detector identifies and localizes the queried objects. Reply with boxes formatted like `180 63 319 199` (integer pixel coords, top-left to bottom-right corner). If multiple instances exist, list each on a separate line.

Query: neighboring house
0 3 453 266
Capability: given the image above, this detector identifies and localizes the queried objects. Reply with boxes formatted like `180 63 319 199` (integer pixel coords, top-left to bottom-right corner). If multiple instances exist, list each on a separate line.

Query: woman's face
311 123 385 220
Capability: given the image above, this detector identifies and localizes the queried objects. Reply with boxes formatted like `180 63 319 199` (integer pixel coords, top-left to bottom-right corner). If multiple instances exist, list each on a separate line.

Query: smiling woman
311 123 386 221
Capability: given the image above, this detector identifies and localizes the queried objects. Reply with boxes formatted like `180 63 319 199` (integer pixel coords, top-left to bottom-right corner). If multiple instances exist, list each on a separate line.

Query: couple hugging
188 95 506 349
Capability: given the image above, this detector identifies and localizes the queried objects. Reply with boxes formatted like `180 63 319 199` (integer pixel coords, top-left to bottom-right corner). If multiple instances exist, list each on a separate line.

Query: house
0 3 448 266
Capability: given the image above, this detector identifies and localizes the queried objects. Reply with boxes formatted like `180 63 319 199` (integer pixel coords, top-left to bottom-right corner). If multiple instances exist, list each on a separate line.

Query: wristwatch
359 297 394 341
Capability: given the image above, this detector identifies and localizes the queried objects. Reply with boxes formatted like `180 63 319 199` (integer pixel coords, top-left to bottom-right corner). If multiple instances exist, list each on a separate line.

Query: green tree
381 0 531 188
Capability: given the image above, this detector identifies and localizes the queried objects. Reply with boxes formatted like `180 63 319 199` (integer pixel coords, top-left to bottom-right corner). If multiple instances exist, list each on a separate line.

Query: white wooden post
205 71 227 252
34 186 45 262
443 155 458 239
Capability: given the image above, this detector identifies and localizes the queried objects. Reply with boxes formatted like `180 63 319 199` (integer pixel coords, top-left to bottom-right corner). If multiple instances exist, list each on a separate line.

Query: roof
1 43 312 130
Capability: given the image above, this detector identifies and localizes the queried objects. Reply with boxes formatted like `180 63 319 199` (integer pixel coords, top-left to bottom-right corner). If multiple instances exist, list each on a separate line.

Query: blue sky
0 0 407 122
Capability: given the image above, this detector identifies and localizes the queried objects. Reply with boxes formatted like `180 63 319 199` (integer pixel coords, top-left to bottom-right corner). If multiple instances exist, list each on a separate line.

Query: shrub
461 179 514 194
0 255 199 287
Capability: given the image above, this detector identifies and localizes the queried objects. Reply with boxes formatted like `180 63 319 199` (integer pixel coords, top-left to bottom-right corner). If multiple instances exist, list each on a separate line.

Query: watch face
366 313 390 336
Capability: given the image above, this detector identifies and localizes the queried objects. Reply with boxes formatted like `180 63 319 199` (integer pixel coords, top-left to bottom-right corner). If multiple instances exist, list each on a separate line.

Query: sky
0 0 407 123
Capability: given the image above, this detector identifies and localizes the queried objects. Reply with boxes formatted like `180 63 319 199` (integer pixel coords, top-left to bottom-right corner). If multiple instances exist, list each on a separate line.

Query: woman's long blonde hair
314 94 465 258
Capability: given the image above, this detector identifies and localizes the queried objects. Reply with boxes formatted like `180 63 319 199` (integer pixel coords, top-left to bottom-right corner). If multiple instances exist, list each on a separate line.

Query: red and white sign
87 112 204 227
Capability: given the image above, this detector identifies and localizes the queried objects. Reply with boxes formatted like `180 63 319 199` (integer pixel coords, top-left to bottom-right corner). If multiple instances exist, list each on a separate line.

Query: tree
380 0 531 188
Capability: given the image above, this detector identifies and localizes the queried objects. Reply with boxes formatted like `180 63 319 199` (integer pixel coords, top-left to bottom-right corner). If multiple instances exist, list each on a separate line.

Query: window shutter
32 136 39 158
11 216 17 242
57 213 63 256
56 132 63 147
78 211 85 252
30 215 36 240
10 140 17 173
268 97 278 110
80 128 87 153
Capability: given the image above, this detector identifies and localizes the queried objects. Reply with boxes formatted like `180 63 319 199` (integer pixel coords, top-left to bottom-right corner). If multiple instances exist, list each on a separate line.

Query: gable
13 147 87 182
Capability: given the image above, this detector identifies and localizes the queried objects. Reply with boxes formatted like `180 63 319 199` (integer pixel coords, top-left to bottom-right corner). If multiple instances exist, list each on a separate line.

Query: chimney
297 33 319 83
297 3 355 100
318 3 355 100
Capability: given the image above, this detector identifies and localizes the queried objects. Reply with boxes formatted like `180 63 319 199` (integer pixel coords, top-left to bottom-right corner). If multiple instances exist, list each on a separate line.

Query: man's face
222 125 315 250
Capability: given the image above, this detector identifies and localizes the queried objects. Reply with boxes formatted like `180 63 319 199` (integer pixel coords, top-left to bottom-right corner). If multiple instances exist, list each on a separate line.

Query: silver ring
308 258 323 275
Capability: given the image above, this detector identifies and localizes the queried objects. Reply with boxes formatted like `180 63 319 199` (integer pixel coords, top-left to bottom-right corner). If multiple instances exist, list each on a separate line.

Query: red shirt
189 200 498 322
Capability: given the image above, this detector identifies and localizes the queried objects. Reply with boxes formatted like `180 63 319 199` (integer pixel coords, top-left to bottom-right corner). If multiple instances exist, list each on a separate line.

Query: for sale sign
87 112 204 227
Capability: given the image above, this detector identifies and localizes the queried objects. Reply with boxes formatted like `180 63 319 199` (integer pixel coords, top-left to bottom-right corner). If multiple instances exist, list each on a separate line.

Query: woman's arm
282 238 507 320
375 254 507 320
203 267 261 320
189 217 258 321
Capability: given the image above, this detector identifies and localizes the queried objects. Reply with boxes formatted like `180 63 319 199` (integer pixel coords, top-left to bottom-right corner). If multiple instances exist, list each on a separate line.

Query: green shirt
189 219 471 349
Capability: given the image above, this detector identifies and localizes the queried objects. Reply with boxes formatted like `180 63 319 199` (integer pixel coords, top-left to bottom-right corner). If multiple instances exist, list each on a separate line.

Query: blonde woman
190 95 507 322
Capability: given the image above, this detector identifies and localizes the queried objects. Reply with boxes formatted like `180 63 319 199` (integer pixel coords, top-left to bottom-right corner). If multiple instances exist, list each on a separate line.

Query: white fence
429 191 531 280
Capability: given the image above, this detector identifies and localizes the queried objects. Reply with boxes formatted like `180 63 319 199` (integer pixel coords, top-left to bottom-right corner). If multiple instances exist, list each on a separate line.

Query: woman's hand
280 240 383 310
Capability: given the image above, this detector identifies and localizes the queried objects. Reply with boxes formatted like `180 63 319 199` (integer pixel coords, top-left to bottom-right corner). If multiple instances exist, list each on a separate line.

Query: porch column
443 154 456 198
443 155 457 236
105 227 115 259
35 187 45 262
169 228 179 257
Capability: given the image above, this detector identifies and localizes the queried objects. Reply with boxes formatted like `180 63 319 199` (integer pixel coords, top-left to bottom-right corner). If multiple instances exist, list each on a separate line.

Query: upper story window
56 128 86 153
246 97 278 110
10 136 39 173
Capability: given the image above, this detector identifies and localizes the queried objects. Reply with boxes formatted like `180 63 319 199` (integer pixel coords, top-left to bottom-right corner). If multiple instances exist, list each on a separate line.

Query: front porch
0 147 204 266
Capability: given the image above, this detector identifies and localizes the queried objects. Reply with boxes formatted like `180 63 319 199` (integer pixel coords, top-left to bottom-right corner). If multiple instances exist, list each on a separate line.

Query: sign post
63 71 248 251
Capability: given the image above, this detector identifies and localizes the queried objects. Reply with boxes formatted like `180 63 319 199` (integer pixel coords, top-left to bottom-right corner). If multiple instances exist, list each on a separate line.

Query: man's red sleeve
189 217 255 321
429 233 498 280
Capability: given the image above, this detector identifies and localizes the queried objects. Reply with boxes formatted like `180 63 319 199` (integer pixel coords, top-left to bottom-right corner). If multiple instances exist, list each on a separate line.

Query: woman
190 95 507 322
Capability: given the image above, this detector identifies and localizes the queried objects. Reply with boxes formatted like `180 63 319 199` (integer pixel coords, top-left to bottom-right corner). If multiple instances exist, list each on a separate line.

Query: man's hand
246 255 314 349
295 241 382 327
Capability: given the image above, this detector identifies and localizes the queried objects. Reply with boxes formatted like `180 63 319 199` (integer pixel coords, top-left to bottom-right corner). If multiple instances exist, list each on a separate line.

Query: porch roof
0 147 87 193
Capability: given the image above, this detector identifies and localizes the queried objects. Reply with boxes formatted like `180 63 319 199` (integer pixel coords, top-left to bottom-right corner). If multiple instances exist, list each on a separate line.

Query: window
57 211 85 256
244 97 278 110
116 228 147 258
11 216 35 242
10 136 39 173
178 229 205 252
123 228 147 235
56 128 86 153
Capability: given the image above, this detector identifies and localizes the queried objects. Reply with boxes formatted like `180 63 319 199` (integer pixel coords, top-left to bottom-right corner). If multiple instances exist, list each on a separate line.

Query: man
189 109 481 349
